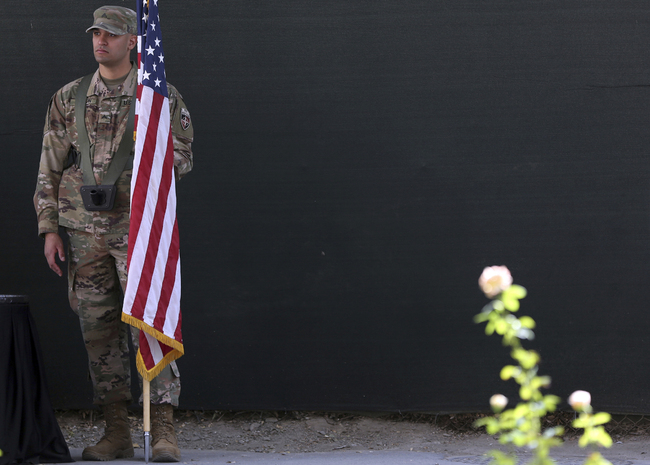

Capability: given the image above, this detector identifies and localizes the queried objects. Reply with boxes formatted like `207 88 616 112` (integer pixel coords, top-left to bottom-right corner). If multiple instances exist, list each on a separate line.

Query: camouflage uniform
34 61 193 406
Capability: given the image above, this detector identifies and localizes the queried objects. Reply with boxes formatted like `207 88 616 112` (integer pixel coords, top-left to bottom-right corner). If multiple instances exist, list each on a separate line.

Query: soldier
33 6 193 462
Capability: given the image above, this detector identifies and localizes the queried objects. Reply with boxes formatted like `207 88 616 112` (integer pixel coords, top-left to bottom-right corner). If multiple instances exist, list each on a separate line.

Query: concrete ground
66 440 650 465
58 410 650 465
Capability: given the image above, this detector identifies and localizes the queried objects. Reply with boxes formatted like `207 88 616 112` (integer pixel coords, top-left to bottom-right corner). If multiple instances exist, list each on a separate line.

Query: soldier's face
92 29 136 68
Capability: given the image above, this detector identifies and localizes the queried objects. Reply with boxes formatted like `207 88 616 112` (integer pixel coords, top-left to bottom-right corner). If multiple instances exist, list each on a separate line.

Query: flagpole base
144 431 151 463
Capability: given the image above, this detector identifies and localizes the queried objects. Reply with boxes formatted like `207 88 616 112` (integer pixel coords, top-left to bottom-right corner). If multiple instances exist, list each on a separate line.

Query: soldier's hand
44 232 65 277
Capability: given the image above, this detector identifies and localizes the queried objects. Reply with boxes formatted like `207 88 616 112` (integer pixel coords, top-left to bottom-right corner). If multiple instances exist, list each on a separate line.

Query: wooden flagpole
143 379 151 463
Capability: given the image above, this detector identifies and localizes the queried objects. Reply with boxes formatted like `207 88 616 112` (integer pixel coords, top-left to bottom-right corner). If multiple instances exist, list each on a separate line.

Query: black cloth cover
0 296 73 464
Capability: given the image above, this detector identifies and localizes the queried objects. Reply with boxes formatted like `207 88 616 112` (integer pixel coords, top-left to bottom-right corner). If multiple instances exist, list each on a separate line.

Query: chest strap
74 73 135 186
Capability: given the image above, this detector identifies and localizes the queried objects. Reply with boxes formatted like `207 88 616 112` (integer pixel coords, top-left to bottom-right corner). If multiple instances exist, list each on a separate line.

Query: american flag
122 0 184 381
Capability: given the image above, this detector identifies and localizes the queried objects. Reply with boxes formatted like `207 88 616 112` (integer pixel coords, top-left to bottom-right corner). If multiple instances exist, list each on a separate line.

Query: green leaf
572 417 588 429
516 328 535 340
501 365 518 380
474 417 494 428
543 394 560 410
512 285 527 298
512 349 539 369
501 284 527 299
482 303 495 313
502 296 520 311
584 452 613 465
596 430 613 448
543 426 564 438
513 435 528 447
486 425 500 435
519 316 536 328
592 412 611 426
487 450 517 465
474 312 490 323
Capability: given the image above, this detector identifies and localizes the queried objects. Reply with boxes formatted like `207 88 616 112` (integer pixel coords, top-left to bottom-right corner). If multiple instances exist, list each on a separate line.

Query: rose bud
490 394 508 412
568 390 591 411
479 266 513 298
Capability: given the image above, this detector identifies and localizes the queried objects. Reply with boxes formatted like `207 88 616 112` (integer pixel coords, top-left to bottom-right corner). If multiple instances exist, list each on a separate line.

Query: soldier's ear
128 34 137 51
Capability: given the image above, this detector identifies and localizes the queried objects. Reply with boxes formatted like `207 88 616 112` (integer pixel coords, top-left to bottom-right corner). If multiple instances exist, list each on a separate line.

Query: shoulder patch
180 107 191 131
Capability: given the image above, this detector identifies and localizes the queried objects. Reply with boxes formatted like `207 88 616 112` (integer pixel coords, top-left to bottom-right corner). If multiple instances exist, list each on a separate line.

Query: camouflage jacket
34 63 193 237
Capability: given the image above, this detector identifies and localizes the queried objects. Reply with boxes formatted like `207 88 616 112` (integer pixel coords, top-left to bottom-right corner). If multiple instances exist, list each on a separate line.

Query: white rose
568 390 591 411
489 394 508 412
479 266 513 298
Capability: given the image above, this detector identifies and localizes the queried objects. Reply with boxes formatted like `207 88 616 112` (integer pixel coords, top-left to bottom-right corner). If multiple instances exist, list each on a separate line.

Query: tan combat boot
151 404 181 462
82 401 134 461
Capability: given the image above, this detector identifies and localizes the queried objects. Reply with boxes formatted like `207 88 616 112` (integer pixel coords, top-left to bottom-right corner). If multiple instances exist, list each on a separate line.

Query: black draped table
0 295 72 464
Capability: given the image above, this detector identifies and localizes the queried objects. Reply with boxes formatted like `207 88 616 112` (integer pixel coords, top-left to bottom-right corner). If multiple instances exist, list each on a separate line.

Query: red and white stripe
122 34 183 380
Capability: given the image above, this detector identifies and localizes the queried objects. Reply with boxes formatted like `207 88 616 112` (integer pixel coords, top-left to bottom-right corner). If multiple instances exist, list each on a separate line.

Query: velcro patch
180 107 191 131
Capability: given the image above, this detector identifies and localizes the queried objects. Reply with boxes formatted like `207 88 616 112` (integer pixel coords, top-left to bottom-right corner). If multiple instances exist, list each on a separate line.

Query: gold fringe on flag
121 312 184 381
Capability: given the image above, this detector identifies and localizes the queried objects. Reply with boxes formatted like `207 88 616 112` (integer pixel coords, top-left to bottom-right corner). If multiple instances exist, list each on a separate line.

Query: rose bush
475 267 612 465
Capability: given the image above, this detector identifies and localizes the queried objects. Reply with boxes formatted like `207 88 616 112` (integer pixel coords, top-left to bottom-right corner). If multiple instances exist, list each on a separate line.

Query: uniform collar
89 61 137 97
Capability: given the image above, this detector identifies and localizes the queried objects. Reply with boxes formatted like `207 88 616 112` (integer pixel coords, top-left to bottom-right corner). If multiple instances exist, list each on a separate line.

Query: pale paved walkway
65 446 650 465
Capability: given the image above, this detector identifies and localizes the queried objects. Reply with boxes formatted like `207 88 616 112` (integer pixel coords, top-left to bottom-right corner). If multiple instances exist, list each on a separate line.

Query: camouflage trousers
66 228 181 406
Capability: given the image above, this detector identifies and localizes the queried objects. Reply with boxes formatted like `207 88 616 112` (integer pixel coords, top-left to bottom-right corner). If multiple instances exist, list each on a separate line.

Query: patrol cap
86 6 137 35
